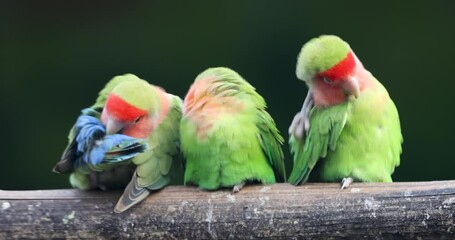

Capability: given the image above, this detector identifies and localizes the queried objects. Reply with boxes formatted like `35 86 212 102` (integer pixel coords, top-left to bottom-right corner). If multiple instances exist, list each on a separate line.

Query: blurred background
1 1 454 190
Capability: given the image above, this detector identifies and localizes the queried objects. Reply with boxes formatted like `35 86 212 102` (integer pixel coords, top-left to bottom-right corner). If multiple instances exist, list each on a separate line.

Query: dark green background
1 1 454 190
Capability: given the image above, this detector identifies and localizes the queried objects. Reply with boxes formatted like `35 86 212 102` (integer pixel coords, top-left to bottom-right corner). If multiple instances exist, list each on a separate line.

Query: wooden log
1 181 454 239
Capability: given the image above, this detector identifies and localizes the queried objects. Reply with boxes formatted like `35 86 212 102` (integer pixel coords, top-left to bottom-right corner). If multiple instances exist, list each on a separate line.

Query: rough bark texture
1 181 454 239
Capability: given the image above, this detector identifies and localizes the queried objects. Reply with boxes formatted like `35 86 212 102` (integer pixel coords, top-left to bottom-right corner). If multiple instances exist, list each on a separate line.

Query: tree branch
1 181 454 239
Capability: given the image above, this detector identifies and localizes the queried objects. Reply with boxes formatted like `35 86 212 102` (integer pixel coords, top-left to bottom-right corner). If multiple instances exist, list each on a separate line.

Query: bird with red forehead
54 74 182 213
288 35 403 188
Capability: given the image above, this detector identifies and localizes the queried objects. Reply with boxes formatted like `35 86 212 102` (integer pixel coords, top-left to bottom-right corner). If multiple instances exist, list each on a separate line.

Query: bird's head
296 35 360 106
102 74 159 136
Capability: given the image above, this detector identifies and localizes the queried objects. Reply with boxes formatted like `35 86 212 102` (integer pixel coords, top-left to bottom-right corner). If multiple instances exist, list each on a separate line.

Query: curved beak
106 118 125 135
343 76 360 98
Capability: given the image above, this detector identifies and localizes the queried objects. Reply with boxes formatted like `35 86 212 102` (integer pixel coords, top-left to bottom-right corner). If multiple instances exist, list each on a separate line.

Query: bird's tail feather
114 172 150 213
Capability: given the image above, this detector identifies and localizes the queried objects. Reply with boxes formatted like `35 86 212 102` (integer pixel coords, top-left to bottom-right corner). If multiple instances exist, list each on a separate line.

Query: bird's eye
322 77 333 84
134 116 142 123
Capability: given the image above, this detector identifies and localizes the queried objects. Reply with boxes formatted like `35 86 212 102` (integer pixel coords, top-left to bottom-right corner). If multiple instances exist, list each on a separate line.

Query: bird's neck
153 86 172 127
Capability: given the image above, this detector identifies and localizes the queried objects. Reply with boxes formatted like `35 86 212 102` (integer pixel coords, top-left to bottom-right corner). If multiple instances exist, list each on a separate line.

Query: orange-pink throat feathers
312 51 367 107
183 76 245 140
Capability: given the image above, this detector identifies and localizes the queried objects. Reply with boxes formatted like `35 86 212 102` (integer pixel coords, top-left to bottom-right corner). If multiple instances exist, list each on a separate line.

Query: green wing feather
256 109 286 182
136 95 182 189
210 68 286 182
288 102 350 185
115 94 182 213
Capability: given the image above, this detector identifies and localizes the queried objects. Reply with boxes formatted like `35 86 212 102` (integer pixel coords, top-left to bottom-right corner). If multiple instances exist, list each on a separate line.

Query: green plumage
296 35 351 83
64 75 142 190
114 93 182 212
131 95 182 190
181 67 285 190
56 74 182 212
288 102 350 184
288 36 402 185
289 80 402 184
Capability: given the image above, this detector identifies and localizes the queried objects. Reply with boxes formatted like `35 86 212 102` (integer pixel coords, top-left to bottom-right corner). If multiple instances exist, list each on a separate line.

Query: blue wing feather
72 114 147 168
74 115 105 159
89 134 147 165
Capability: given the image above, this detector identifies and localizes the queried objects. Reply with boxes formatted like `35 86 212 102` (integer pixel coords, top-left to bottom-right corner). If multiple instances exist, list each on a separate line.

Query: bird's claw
340 177 354 190
289 112 306 139
232 182 245 193
289 90 314 140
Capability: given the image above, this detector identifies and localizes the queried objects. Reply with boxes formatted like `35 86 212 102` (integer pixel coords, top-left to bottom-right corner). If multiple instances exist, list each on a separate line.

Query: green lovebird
54 74 182 212
180 67 286 192
288 35 403 188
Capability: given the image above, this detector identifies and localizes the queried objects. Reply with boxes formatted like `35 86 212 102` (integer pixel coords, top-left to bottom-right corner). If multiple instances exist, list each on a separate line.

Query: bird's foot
232 182 246 193
340 177 354 190
288 90 313 139
289 112 307 139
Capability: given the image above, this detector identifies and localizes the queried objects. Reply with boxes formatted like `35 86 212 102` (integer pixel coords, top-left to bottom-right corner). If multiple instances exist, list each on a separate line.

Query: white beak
343 76 360 98
106 118 124 135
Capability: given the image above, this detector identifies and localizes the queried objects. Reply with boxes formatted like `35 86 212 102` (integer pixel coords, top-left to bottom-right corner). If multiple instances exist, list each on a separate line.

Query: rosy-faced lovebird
54 74 182 212
180 67 286 192
288 35 403 188
54 111 148 175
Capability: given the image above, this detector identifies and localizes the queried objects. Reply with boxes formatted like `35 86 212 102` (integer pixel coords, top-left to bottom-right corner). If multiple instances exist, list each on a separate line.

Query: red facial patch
105 93 147 122
318 51 356 81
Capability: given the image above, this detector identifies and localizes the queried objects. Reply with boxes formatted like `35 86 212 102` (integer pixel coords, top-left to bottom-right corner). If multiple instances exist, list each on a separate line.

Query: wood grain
1 181 454 239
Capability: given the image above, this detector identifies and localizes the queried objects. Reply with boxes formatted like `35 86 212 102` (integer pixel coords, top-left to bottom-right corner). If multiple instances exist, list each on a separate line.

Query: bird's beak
106 118 124 135
343 76 360 98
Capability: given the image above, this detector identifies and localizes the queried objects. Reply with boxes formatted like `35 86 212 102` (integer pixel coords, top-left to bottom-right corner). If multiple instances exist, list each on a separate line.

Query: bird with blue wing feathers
54 74 182 213
73 114 147 167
